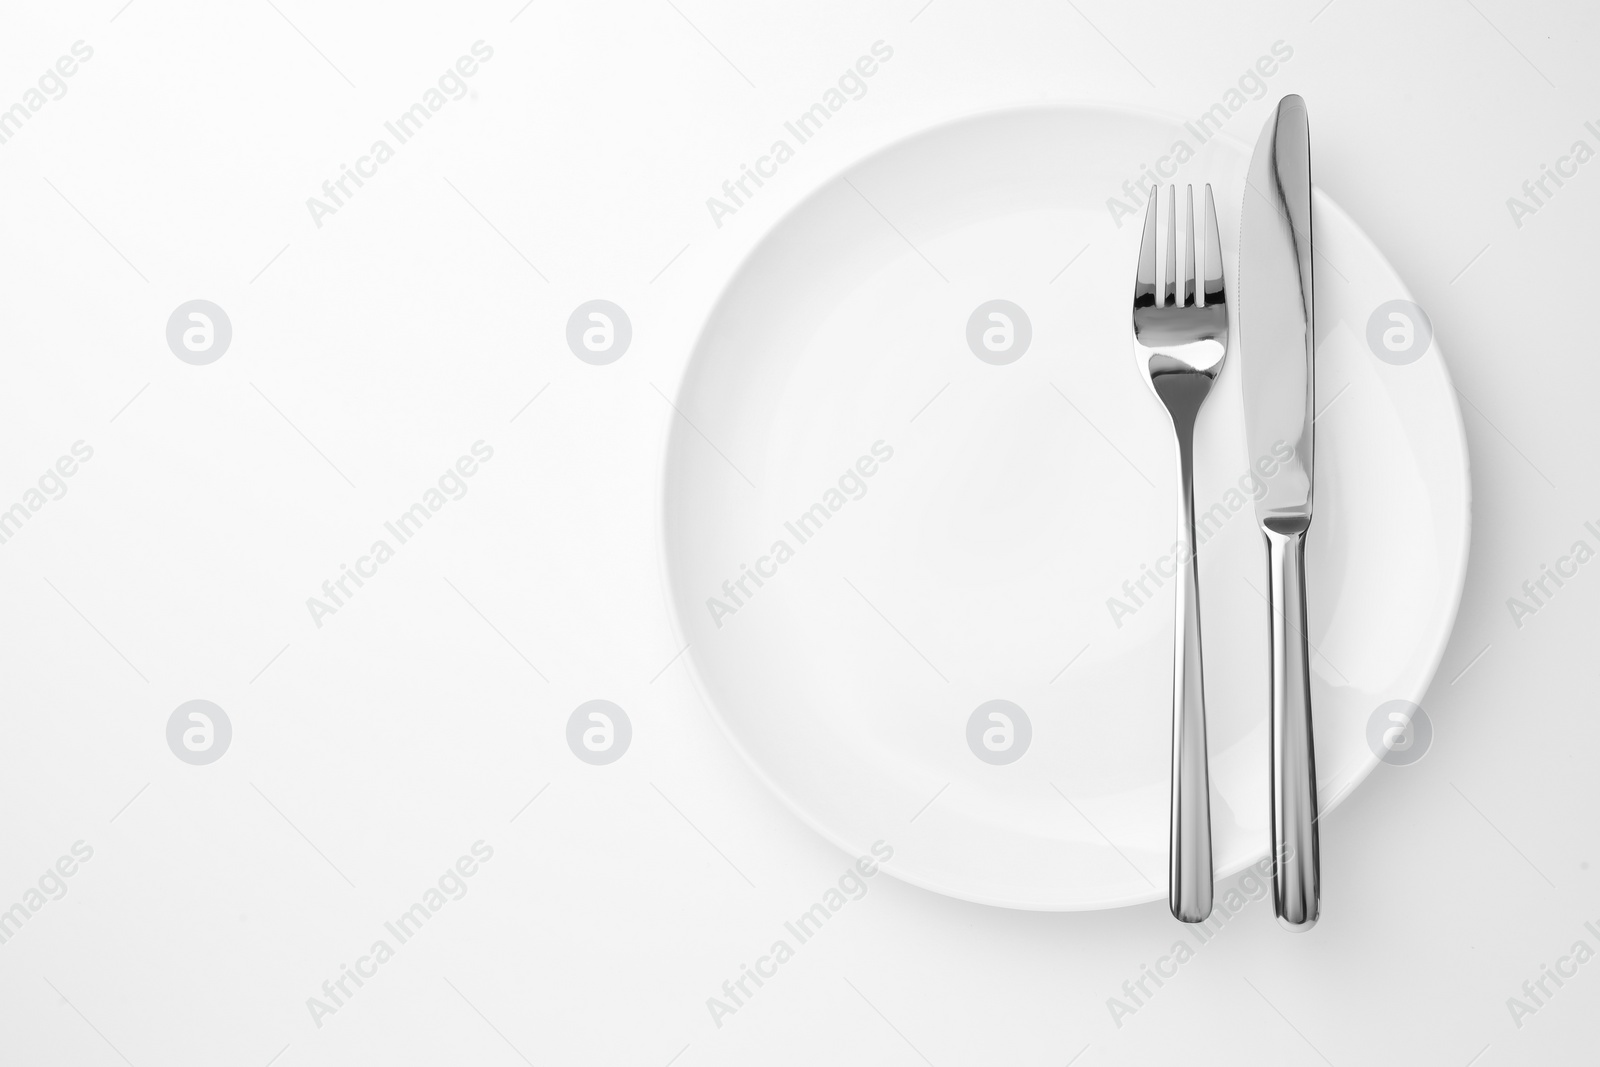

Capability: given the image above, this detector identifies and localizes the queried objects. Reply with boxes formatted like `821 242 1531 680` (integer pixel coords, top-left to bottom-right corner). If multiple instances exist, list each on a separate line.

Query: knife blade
1240 95 1314 516
1237 94 1320 931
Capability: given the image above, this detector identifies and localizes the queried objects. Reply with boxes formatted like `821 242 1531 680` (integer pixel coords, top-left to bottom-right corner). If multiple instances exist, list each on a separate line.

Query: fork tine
1163 185 1176 307
1135 189 1158 308
1183 185 1196 307
1203 184 1224 306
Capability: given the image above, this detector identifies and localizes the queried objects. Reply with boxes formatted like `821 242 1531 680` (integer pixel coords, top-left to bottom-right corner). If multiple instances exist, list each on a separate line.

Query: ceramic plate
660 105 1470 909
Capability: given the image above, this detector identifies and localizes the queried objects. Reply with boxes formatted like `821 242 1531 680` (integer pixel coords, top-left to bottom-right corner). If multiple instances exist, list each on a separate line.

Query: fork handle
1265 519 1320 930
1169 424 1213 923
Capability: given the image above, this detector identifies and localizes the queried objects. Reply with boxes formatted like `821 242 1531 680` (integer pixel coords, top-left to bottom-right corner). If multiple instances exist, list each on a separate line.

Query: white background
0 0 1595 1064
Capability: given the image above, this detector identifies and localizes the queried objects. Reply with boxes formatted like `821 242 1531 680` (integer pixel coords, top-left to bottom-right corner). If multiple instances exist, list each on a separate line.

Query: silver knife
1238 95 1320 931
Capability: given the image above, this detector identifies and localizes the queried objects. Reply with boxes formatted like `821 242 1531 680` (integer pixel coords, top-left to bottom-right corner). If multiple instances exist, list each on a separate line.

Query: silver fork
1132 184 1227 923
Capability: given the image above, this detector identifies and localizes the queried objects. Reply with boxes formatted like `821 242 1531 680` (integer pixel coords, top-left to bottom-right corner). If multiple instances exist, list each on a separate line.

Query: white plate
660 106 1470 910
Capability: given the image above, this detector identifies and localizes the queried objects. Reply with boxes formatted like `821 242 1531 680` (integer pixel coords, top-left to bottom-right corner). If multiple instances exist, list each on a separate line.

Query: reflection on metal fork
1132 184 1227 923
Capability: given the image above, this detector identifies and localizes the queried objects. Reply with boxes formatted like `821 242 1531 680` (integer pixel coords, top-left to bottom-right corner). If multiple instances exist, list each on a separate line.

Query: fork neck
1152 370 1214 440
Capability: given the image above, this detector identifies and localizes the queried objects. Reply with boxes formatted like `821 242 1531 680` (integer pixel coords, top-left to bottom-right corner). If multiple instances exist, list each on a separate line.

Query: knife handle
1265 518 1320 930
1169 428 1213 924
